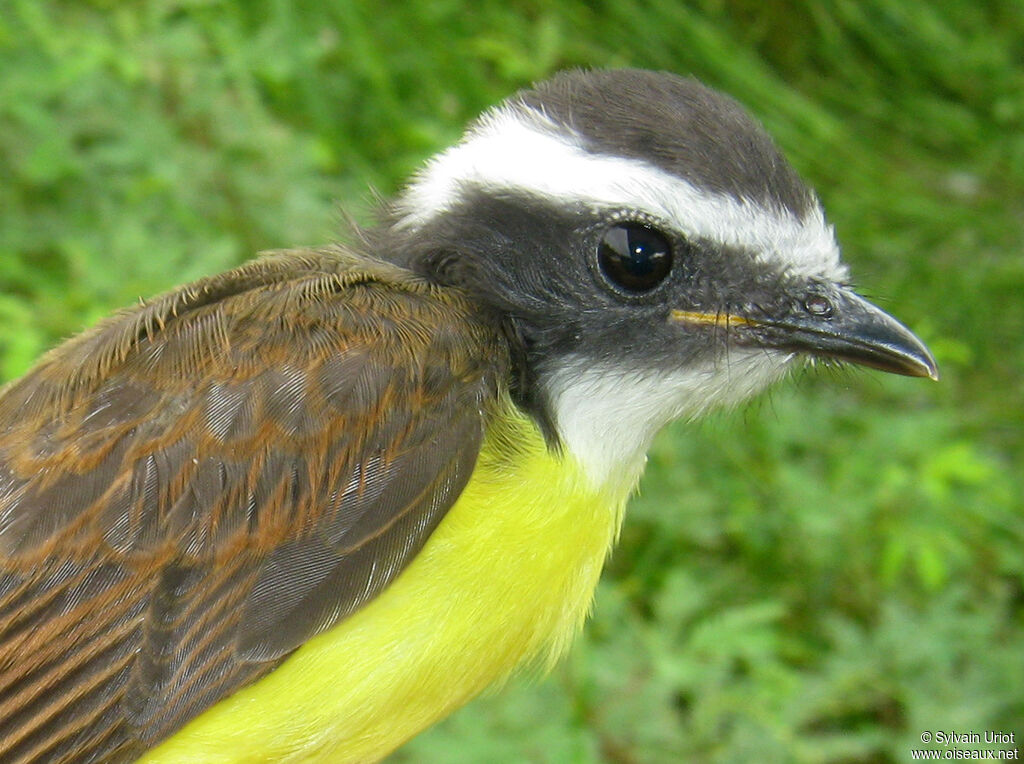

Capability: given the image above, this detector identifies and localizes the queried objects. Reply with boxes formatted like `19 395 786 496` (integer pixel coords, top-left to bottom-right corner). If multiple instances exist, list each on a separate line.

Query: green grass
1 1 1021 761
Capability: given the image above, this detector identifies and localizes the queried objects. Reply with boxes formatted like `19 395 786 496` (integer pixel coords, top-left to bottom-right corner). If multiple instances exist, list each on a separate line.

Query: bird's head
383 69 936 486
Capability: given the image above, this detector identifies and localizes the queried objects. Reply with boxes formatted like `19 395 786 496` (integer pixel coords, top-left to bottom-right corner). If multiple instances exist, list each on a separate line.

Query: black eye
598 223 673 293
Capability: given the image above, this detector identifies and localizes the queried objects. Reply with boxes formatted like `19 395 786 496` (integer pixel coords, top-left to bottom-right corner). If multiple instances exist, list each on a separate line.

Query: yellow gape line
142 397 630 763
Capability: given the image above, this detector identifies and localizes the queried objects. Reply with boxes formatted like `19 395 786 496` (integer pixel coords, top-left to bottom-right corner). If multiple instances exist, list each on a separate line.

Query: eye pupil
598 224 673 293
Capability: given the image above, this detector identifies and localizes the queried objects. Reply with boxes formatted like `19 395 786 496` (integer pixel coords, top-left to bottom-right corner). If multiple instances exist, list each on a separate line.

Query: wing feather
0 248 504 762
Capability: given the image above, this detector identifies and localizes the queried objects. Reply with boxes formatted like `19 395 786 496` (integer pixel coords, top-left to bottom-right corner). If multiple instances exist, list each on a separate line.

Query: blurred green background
1 1 1021 761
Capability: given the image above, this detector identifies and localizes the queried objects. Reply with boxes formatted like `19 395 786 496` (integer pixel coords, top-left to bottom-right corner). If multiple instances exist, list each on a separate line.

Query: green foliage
1 1 1020 761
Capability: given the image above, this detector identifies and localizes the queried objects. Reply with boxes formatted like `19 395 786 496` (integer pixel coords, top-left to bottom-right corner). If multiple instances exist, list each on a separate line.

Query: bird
0 68 936 763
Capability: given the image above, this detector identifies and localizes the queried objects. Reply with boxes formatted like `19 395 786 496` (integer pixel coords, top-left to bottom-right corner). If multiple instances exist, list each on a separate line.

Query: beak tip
824 290 940 383
911 360 940 382
886 340 939 381
906 339 940 382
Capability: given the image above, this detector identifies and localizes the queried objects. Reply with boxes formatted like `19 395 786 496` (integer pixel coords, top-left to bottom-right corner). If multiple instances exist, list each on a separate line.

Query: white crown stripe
398 106 847 283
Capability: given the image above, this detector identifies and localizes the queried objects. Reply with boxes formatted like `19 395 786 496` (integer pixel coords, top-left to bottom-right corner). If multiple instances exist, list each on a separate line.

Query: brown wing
0 248 504 764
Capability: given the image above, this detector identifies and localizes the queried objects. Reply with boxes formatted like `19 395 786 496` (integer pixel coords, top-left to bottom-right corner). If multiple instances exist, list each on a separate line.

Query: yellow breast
141 398 630 763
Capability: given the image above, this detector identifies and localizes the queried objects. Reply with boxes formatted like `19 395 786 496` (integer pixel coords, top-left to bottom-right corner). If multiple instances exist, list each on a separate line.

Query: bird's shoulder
0 245 504 557
0 246 507 761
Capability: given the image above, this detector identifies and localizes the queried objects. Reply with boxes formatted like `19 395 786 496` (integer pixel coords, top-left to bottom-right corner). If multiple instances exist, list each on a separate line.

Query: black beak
757 286 939 380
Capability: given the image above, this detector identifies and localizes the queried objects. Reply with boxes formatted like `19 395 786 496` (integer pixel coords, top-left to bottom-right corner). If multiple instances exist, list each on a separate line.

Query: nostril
804 295 834 317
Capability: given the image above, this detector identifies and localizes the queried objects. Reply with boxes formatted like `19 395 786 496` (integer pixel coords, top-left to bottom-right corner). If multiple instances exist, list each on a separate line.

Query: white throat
544 350 794 489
